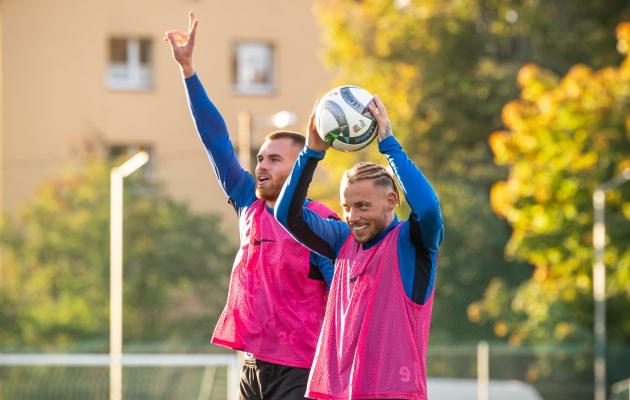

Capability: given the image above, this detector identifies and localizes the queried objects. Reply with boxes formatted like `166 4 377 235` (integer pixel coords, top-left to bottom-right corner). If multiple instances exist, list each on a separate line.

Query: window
107 38 153 91
231 42 275 95
109 144 154 180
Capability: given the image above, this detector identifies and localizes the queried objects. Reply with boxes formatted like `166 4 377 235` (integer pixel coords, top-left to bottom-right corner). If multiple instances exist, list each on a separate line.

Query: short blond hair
342 162 400 205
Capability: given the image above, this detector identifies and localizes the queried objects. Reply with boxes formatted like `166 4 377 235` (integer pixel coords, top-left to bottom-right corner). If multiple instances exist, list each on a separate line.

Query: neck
385 211 395 226
266 199 276 209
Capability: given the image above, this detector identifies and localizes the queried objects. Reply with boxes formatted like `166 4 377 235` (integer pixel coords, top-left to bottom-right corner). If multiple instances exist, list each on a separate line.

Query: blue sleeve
379 136 443 305
275 147 351 259
184 73 257 215
310 252 335 290
379 136 444 253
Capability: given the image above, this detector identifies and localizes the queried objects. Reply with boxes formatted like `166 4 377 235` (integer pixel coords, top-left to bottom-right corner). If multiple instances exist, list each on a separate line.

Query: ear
386 191 398 211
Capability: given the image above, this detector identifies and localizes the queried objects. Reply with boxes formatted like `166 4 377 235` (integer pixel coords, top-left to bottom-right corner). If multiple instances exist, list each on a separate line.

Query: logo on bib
400 366 411 382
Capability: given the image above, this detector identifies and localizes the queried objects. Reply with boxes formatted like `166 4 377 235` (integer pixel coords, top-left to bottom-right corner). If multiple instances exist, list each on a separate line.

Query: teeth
353 225 368 231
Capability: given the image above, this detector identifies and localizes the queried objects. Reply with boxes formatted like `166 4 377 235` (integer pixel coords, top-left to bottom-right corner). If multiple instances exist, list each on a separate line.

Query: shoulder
242 198 265 218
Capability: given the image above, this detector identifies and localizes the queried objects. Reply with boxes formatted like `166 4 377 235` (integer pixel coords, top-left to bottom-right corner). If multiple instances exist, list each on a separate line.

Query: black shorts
238 358 312 400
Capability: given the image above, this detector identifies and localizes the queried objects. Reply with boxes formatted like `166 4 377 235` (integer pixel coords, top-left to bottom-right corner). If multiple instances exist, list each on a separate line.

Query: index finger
372 94 389 120
367 102 386 125
188 11 195 32
188 13 199 43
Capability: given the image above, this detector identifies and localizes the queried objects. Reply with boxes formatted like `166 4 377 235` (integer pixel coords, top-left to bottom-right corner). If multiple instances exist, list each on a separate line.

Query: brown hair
265 131 306 149
342 162 400 205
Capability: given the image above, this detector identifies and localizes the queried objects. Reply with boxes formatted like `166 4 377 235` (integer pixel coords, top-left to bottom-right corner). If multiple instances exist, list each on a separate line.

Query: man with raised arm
165 13 339 400
275 95 444 400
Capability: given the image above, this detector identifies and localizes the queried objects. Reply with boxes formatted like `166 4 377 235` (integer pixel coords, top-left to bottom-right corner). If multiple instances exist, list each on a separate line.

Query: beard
255 175 287 202
352 223 379 244
256 184 281 201
351 208 392 244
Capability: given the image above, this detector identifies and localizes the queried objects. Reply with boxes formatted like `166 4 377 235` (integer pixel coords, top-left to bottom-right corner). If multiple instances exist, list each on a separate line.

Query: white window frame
107 38 153 91
231 41 275 95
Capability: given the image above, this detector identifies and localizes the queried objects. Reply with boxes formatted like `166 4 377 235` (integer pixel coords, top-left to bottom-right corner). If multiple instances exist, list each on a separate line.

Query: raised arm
275 105 351 259
369 95 444 254
381 137 443 252
165 12 255 212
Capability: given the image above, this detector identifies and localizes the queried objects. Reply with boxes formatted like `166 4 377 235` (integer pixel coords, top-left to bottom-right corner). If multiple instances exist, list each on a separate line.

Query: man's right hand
164 11 198 78
306 100 330 152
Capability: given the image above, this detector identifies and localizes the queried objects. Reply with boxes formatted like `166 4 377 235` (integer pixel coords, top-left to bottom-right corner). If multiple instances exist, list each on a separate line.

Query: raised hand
164 11 198 78
306 100 330 152
367 94 393 142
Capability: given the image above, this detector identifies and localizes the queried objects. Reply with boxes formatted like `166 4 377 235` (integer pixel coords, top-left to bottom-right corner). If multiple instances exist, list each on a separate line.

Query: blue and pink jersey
275 137 444 398
184 73 338 367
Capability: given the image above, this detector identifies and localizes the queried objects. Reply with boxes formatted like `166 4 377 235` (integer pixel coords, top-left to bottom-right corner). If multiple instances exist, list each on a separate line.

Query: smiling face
340 178 397 244
255 137 302 207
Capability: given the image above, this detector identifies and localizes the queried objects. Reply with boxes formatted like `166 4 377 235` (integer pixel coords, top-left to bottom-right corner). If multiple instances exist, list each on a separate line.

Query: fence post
226 353 242 400
477 341 489 400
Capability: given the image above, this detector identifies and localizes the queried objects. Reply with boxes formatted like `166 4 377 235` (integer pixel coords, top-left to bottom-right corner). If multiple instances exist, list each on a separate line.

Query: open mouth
257 176 270 184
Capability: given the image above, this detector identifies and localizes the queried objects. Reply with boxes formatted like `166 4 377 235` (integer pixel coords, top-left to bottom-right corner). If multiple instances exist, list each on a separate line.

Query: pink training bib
308 224 434 399
212 199 336 368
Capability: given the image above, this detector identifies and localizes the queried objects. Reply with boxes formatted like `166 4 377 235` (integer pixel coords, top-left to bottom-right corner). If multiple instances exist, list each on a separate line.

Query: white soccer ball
314 85 378 152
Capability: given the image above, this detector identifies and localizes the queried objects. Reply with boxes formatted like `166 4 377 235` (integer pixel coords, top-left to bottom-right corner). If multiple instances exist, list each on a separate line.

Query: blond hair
342 162 400 205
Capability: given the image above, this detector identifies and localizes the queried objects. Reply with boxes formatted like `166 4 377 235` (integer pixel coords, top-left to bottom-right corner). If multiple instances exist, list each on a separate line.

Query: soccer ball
314 86 378 152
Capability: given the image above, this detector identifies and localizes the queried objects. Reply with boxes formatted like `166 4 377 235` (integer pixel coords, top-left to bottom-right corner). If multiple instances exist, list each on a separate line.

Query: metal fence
427 343 630 400
2 345 629 400
0 354 238 400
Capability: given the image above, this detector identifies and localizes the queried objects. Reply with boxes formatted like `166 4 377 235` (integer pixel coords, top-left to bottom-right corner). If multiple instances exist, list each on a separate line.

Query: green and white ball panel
315 85 378 152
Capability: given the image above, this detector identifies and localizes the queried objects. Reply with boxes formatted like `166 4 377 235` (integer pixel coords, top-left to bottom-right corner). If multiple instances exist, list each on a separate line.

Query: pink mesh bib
308 224 434 399
212 199 335 368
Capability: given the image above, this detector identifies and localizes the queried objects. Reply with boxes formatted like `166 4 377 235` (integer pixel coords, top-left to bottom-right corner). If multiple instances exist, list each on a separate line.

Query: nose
346 208 360 224
257 158 268 171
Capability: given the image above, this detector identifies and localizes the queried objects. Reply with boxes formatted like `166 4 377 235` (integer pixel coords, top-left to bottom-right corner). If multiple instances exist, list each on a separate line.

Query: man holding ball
165 12 339 400
275 96 444 399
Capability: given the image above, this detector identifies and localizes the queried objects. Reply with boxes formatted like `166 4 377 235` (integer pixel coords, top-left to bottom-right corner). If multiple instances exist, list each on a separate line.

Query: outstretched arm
275 104 351 259
164 13 255 212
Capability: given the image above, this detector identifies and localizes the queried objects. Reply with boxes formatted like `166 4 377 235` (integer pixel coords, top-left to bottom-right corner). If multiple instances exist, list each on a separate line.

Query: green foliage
428 179 530 344
0 156 234 350
479 23 630 345
312 0 630 345
315 0 630 183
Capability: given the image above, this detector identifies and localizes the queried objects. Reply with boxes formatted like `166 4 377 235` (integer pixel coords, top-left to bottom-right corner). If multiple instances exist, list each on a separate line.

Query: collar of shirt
363 214 400 250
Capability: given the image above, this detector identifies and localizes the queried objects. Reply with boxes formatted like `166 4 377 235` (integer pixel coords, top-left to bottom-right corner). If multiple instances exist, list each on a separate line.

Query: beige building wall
1 0 334 236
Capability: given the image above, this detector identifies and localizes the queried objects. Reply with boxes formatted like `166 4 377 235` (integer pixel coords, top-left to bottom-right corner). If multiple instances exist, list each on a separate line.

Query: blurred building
0 0 333 235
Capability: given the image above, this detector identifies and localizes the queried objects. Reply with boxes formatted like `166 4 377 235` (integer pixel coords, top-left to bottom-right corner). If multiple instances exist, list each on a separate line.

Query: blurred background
1 0 629 399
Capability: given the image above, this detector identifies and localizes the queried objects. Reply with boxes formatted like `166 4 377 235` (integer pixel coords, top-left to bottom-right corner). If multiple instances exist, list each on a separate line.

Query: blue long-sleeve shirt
184 73 336 286
275 136 444 304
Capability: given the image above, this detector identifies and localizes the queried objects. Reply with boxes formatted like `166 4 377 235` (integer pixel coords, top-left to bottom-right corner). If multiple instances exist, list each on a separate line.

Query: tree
475 23 630 346
312 0 630 344
314 0 630 184
0 156 235 350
